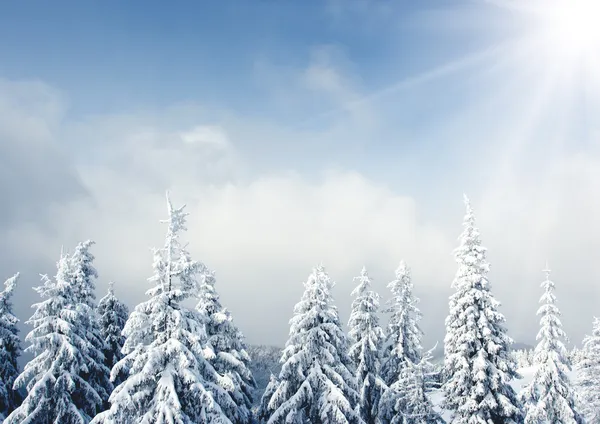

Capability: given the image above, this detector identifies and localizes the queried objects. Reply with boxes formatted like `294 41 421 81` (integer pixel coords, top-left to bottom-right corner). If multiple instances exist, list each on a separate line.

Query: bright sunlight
536 0 600 56
513 0 600 58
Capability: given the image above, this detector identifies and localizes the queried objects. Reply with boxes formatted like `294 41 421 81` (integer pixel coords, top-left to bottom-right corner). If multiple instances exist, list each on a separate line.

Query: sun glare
532 0 600 56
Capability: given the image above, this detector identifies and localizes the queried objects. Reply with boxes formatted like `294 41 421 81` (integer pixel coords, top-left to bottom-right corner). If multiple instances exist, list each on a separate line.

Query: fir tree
259 265 363 424
381 261 423 386
347 267 387 424
520 265 584 424
0 273 22 420
96 281 129 386
443 195 522 424
5 255 104 424
92 193 234 424
69 240 113 409
196 267 256 423
70 240 98 308
380 346 445 424
578 317 600 423
380 260 425 421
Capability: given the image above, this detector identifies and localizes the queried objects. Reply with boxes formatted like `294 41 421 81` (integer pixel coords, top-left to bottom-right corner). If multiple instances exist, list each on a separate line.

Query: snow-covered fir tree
69 240 113 408
570 345 585 369
259 265 363 424
96 281 129 386
196 267 256 423
380 346 445 424
92 193 235 424
443 196 522 424
514 349 534 369
520 265 584 424
381 261 423 387
0 273 21 420
578 317 600 423
347 267 387 424
6 255 105 424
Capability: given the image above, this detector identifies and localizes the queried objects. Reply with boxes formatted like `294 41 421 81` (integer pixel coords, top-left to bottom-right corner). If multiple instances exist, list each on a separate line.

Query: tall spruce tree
259 265 363 424
69 241 113 409
0 273 21 420
520 265 584 424
92 193 235 423
96 281 129 386
347 267 387 424
196 268 256 423
443 196 522 424
381 261 423 386
578 317 600 423
6 255 105 423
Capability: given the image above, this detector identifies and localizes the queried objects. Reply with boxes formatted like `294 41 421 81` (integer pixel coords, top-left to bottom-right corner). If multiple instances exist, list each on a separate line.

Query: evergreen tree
381 261 423 386
578 317 600 423
6 255 104 424
196 267 256 423
92 193 234 424
520 265 584 424
0 273 21 420
96 281 129 386
259 265 363 424
70 240 98 308
69 241 113 408
347 267 386 424
443 196 522 424
380 346 445 424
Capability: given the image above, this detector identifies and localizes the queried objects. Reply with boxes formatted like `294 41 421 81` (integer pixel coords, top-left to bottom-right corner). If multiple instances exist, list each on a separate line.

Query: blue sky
1 0 600 347
0 0 499 117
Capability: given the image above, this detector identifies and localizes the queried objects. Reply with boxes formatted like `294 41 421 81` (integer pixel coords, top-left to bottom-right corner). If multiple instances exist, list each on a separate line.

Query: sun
526 0 600 57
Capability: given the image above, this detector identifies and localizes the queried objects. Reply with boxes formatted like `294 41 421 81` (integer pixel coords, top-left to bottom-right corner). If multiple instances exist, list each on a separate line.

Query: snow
430 366 578 421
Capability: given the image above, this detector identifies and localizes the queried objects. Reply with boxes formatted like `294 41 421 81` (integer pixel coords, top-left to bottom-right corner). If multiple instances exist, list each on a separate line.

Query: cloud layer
2 25 600 353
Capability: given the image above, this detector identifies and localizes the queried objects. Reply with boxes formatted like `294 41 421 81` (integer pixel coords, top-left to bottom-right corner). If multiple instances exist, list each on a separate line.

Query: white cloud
42 164 455 345
180 125 230 148
4 65 600 352
253 44 376 129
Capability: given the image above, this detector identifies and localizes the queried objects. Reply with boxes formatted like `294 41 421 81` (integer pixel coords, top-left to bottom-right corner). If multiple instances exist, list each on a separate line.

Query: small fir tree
196 268 256 423
380 346 445 424
347 267 387 424
381 261 423 386
96 281 129 386
0 273 22 420
259 265 363 424
578 317 600 423
520 265 585 424
69 241 113 409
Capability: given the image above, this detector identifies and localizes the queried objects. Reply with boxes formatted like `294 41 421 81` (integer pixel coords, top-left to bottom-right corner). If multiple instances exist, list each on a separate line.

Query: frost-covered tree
92 193 235 424
443 196 522 424
570 346 585 369
196 268 256 423
520 266 585 424
514 349 535 369
70 240 98 308
578 317 600 423
0 273 21 420
347 267 386 424
5 255 105 424
259 265 363 424
96 281 129 386
381 261 423 387
69 240 113 408
380 346 445 424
